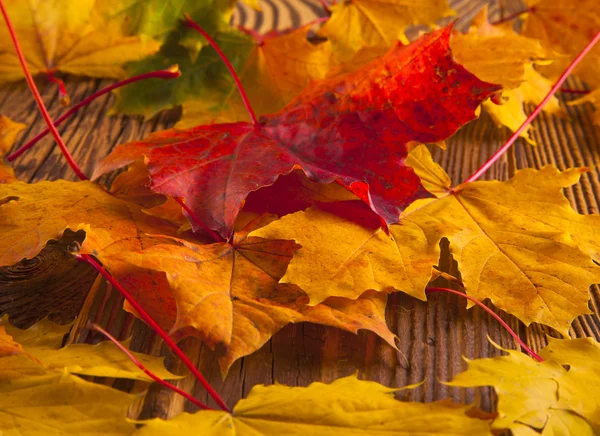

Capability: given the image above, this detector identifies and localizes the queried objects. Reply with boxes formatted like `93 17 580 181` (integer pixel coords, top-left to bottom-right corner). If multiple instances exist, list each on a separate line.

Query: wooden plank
1 0 598 421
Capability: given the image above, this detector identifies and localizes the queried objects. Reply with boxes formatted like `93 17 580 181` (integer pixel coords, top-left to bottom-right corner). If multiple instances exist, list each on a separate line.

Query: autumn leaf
522 0 600 89
318 0 455 62
135 375 492 435
254 145 600 333
178 25 332 126
0 114 24 183
0 317 181 382
95 26 499 239
105 215 396 374
448 337 600 435
251 200 436 305
99 0 238 42
451 6 560 144
0 372 135 435
110 13 253 117
0 180 181 266
0 0 160 84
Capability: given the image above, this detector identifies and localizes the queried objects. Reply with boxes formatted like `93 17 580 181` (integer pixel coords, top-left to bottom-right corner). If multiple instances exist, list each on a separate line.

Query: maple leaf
0 115 24 183
522 0 600 89
110 13 253 117
0 372 135 435
135 375 493 435
318 0 455 62
448 337 600 435
450 6 561 144
253 145 600 333
0 317 180 382
95 26 499 239
178 25 332 127
104 215 396 374
0 180 180 266
99 0 238 41
0 0 160 84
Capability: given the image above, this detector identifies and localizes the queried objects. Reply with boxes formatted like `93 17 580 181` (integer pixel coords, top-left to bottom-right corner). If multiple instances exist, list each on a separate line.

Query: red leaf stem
175 197 225 243
464 30 600 184
427 287 543 362
0 0 87 181
490 7 534 25
184 14 259 127
76 253 230 412
317 0 331 14
47 71 70 106
88 323 211 410
7 66 181 162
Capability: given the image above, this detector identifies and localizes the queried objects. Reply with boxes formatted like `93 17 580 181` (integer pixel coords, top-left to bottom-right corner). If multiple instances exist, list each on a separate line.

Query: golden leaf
135 376 492 435
0 0 159 84
253 145 600 334
451 7 561 144
0 317 181 382
448 337 600 435
318 0 455 62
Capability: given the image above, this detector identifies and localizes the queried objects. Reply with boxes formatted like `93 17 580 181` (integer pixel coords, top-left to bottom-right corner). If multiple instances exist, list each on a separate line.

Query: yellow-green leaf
0 0 159 84
135 376 492 435
0 372 135 435
1 318 181 382
448 338 600 435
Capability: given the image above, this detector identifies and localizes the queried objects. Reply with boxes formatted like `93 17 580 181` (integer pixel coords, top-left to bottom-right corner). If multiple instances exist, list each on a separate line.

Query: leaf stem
7 66 181 162
47 71 70 106
175 197 225 243
490 7 533 25
76 253 230 412
317 0 331 14
88 323 211 410
464 30 600 184
426 287 543 362
0 0 87 181
184 14 259 127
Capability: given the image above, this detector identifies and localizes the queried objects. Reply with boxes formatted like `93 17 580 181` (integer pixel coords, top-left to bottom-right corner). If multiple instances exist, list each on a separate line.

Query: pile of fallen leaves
1 0 599 434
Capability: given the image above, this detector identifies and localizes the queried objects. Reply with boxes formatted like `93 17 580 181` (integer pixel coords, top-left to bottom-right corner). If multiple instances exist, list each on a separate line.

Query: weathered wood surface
1 0 599 420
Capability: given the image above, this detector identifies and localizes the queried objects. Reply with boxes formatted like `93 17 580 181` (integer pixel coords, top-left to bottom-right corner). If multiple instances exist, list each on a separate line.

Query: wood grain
1 0 598 421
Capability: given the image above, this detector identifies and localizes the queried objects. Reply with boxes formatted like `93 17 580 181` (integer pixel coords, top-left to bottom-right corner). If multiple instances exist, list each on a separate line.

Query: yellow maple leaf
252 145 600 334
0 317 181 382
0 180 179 266
451 7 561 144
523 0 600 89
448 337 600 435
135 375 492 435
0 0 159 84
318 0 455 62
0 372 135 435
108 215 396 374
178 25 331 126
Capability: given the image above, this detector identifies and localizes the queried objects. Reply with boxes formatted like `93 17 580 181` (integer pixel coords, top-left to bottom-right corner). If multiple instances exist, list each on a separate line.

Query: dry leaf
254 145 600 333
135 375 492 435
451 7 561 143
319 0 455 62
0 0 159 83
0 317 181 382
448 337 600 435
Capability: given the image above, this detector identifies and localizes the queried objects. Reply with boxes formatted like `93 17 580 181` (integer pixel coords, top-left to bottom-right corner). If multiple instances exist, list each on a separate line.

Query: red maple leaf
93 26 499 239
